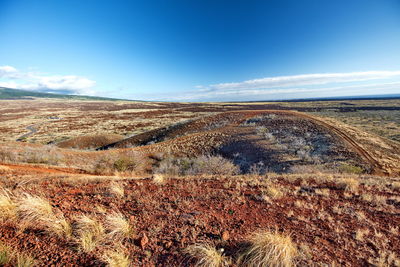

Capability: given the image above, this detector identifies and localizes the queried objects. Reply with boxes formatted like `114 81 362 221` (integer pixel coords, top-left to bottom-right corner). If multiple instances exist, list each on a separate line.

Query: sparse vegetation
109 182 125 198
155 155 240 176
103 249 131 267
18 194 54 230
0 100 399 266
238 230 298 267
0 243 36 267
76 215 105 252
0 189 17 223
16 253 36 267
0 243 12 265
105 212 135 241
185 244 231 267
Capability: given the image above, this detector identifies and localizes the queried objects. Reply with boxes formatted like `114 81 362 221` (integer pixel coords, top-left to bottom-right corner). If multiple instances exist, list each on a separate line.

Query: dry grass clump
238 230 297 267
17 194 72 239
0 190 17 223
46 215 73 239
105 212 135 241
103 249 131 267
0 243 36 267
152 173 165 184
0 243 12 265
336 178 360 192
263 186 284 199
76 215 105 252
18 194 54 229
185 244 231 267
16 253 36 267
109 182 125 198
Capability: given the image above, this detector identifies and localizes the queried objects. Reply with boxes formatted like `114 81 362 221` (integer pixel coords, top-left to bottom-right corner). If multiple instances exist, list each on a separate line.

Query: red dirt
0 174 399 266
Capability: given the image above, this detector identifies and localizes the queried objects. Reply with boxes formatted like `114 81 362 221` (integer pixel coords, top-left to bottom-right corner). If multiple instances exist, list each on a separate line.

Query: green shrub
338 164 364 174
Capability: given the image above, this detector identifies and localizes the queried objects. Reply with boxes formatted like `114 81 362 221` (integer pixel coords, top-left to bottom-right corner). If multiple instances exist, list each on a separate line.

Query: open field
0 98 399 266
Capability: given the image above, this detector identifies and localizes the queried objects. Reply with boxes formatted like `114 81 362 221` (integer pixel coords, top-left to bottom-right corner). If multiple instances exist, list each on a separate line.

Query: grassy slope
0 87 127 101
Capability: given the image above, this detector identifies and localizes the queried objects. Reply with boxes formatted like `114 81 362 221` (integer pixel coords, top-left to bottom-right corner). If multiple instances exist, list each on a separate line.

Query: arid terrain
0 98 399 266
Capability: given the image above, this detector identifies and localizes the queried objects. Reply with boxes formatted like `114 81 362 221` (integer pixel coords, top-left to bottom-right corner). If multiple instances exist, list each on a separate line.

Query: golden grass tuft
17 194 72 239
105 212 135 241
263 185 284 199
337 178 359 192
16 253 36 267
109 182 125 198
45 215 73 239
76 215 105 252
18 194 54 230
0 190 17 223
238 230 298 267
184 244 231 267
0 243 13 265
103 249 131 267
152 173 165 185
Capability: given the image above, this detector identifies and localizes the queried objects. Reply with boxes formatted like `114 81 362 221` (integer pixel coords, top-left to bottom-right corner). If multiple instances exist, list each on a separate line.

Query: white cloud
156 71 400 101
207 71 400 91
0 66 18 78
0 65 96 95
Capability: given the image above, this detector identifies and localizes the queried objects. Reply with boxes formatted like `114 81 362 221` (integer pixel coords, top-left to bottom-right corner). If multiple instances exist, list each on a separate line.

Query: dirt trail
16 123 40 141
16 117 62 141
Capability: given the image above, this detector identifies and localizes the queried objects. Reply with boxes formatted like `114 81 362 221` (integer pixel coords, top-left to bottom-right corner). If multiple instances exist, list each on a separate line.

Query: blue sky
0 0 400 101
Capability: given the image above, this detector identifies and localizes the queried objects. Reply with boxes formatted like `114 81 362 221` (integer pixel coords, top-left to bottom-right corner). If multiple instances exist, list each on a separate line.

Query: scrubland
0 98 399 266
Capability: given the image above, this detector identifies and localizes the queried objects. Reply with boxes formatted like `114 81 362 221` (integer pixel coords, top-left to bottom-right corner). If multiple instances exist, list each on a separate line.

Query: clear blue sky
0 0 400 101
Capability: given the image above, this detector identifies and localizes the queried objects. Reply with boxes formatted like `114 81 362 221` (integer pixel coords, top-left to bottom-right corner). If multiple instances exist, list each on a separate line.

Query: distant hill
0 87 126 101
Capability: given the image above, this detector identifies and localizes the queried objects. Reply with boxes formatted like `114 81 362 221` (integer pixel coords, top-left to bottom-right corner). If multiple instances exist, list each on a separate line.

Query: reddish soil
0 174 399 266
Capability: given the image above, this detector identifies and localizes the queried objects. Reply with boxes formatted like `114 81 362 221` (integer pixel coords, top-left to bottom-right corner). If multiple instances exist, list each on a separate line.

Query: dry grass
185 244 231 267
355 229 370 242
263 186 284 199
16 253 36 267
105 212 135 241
76 215 105 252
45 215 73 239
238 230 298 267
17 193 72 238
336 178 360 192
0 189 17 223
18 194 54 230
0 243 36 267
0 243 12 265
103 249 131 267
152 173 165 184
109 182 125 198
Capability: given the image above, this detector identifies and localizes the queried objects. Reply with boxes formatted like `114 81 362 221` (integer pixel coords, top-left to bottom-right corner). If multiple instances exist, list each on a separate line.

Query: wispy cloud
162 71 400 101
0 65 18 78
201 71 400 91
0 65 96 95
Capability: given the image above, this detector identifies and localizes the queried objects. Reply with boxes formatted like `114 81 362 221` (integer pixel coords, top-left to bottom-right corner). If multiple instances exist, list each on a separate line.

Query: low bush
155 155 240 176
338 163 364 174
